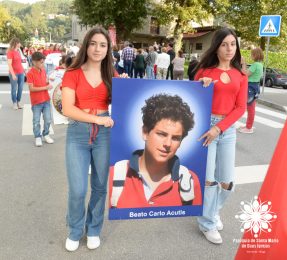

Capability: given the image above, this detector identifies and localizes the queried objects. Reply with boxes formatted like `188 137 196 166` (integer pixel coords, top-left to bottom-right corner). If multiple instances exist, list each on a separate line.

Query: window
150 17 160 35
195 43 203 50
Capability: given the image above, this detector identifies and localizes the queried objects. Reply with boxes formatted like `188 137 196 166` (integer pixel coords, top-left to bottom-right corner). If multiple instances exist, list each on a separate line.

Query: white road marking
0 91 29 94
241 113 284 128
0 104 2 109
256 106 286 120
235 164 268 184
22 104 54 136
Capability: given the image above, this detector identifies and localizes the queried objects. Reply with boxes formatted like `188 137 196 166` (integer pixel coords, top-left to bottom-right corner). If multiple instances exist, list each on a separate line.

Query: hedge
241 49 287 71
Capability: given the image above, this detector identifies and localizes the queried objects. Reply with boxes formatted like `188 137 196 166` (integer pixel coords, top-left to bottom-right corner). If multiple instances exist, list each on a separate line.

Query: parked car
0 43 29 78
260 67 287 89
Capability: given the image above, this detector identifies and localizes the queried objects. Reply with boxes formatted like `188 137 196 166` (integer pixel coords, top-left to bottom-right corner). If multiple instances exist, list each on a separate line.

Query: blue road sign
259 15 281 37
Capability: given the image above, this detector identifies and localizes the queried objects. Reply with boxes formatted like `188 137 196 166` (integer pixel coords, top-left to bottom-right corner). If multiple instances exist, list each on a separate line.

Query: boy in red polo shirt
109 94 202 208
26 52 54 147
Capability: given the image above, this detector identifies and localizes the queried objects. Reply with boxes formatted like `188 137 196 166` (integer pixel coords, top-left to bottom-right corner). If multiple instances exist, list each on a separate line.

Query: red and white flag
235 120 287 259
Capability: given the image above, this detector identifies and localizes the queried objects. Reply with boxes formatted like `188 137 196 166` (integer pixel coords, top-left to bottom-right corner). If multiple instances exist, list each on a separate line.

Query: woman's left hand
198 77 218 87
198 126 221 147
119 73 129 78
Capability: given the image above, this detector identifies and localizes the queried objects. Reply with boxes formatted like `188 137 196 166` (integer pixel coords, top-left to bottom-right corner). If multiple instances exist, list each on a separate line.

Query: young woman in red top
61 27 116 252
7 37 25 110
195 28 247 244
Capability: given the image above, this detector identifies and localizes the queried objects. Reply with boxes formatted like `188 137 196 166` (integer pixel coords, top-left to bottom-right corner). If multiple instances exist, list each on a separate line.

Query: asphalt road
0 78 286 260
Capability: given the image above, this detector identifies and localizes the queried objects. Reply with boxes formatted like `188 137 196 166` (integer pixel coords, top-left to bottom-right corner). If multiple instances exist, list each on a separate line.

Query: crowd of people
112 40 199 81
5 26 263 252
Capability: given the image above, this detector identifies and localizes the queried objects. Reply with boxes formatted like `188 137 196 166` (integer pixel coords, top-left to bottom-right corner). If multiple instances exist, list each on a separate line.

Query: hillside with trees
0 0 72 44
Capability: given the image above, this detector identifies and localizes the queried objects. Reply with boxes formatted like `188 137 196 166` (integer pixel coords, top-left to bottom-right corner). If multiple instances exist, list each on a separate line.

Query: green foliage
225 0 287 51
0 5 27 43
72 0 151 41
1 0 72 44
241 49 287 71
152 0 229 52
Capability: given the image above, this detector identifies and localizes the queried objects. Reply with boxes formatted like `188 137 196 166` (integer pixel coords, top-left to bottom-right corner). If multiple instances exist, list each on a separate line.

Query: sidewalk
258 87 287 113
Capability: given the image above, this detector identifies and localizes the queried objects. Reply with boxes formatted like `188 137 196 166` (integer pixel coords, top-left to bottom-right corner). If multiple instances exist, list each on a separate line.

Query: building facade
71 15 169 49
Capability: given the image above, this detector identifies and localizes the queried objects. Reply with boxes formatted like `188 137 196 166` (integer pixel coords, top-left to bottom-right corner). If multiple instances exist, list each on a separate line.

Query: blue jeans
146 65 154 79
66 112 110 241
9 73 24 104
123 60 133 77
31 101 52 138
198 115 236 231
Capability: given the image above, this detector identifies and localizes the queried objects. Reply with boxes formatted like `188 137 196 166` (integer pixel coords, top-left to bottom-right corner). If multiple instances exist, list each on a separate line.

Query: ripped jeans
198 115 236 231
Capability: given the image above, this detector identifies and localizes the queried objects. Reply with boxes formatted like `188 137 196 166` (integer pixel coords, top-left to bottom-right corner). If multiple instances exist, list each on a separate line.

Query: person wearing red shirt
61 27 123 252
26 52 54 147
7 37 25 110
42 45 51 57
195 28 247 244
109 94 202 209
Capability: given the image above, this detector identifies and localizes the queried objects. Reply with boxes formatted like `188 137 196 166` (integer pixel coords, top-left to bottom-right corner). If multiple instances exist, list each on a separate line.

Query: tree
72 0 151 42
0 6 27 43
224 0 287 51
152 0 229 52
2 0 73 44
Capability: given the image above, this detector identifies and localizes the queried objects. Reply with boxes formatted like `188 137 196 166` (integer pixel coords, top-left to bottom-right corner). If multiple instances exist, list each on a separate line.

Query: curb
258 98 287 113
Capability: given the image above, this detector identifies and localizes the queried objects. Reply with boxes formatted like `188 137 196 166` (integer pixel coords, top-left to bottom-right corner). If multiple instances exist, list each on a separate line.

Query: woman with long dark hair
61 27 116 251
7 37 25 110
195 28 247 244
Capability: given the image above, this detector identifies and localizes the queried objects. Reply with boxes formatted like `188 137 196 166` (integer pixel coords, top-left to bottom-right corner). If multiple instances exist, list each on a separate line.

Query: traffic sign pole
262 37 270 95
259 15 281 96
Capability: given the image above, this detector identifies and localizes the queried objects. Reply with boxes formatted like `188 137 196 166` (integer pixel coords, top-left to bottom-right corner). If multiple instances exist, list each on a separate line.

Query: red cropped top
195 67 248 132
61 68 109 110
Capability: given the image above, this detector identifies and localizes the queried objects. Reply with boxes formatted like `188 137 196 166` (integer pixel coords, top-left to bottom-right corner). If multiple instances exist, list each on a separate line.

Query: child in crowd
240 48 264 134
26 52 54 147
48 55 74 125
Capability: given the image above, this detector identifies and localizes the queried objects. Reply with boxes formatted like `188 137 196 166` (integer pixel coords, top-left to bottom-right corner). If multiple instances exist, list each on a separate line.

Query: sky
0 0 44 3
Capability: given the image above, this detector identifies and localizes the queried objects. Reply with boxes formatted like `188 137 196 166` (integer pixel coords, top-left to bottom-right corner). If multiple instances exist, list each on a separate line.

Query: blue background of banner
109 78 214 220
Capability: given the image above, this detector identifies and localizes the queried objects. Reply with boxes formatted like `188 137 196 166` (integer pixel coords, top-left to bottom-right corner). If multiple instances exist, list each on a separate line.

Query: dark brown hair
142 94 194 139
196 27 243 73
68 26 115 98
31 51 46 61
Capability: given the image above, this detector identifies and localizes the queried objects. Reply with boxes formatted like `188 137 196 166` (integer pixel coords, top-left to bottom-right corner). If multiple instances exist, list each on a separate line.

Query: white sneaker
13 103 18 110
17 102 23 109
35 137 42 147
43 135 54 144
65 238 79 252
238 127 254 134
215 215 223 231
202 229 223 244
87 236 100 250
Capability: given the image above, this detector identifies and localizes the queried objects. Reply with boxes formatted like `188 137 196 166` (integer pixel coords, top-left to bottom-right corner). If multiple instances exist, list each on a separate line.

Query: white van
0 43 29 77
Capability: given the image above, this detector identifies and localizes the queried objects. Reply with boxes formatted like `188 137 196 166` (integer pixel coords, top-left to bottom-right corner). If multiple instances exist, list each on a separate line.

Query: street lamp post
6 22 11 40
46 31 52 43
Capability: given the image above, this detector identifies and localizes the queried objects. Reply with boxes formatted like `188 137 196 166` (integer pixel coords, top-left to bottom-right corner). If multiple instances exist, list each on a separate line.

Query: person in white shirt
172 50 185 80
155 47 170 80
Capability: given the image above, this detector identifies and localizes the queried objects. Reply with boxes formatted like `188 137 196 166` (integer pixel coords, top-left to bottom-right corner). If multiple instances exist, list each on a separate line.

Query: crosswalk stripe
22 104 54 136
0 104 2 109
0 91 29 94
256 106 286 120
241 114 284 128
235 164 268 184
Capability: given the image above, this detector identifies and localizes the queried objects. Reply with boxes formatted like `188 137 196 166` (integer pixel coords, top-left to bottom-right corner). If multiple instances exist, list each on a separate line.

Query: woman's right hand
198 77 218 87
96 116 114 128
12 75 17 81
